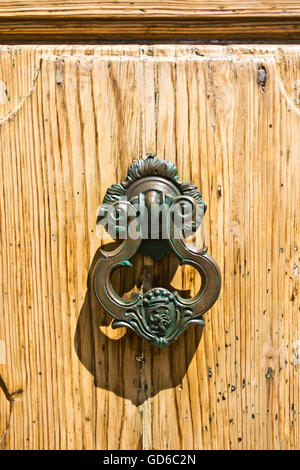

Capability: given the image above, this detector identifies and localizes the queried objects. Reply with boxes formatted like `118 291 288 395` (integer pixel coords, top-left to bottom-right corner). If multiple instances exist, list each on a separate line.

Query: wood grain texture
3 18 300 42
1 1 300 40
1 1 300 18
0 44 299 450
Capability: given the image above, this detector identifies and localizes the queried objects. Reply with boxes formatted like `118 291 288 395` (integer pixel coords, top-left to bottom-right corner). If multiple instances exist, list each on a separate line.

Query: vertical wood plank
0 44 299 450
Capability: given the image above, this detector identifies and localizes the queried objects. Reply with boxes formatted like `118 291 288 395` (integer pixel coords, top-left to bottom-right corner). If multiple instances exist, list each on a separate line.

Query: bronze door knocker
93 155 221 348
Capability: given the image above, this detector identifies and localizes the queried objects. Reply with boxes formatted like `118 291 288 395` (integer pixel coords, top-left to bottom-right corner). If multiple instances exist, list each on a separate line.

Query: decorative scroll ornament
93 155 221 348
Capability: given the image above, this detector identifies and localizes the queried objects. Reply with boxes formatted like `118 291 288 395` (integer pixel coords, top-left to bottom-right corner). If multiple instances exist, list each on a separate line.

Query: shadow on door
75 243 203 406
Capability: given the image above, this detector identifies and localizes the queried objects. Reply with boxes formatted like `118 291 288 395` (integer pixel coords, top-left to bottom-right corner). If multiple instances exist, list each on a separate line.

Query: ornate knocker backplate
93 155 221 348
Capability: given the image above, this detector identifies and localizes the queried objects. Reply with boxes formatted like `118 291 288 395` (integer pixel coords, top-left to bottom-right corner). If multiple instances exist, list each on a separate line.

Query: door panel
0 44 299 449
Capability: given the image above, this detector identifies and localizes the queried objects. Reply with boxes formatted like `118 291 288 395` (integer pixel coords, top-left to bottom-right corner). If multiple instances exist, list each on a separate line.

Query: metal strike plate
93 155 221 348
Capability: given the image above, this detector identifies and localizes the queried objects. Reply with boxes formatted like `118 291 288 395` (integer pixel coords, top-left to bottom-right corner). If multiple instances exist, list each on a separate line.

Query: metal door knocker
93 155 221 348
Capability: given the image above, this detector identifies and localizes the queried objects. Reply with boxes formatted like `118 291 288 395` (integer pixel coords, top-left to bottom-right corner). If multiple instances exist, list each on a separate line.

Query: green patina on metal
99 154 206 255
113 288 205 349
93 155 221 348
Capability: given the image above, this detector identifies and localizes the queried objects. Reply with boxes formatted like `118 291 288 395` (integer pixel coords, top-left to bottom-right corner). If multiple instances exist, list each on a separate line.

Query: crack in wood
0 56 42 126
0 375 23 449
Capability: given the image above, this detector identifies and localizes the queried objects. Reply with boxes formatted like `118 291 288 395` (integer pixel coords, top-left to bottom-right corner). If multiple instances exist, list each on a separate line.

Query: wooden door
0 3 299 451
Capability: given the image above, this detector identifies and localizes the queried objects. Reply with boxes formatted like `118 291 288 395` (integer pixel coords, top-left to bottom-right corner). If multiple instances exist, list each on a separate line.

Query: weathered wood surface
3 19 300 42
1 2 300 40
0 44 299 450
0 1 300 17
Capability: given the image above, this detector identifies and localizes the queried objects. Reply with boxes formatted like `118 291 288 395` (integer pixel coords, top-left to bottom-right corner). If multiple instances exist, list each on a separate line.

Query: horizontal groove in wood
1 17 300 41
